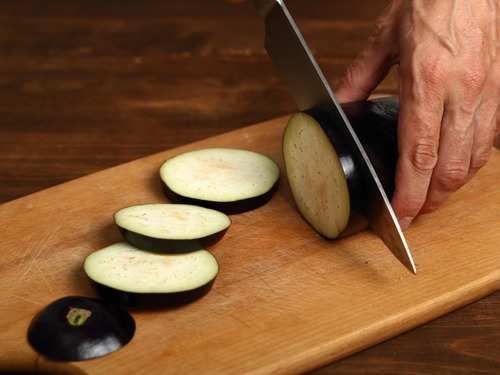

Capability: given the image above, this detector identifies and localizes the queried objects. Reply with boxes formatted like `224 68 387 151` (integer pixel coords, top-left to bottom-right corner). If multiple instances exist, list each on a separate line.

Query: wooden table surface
0 1 498 373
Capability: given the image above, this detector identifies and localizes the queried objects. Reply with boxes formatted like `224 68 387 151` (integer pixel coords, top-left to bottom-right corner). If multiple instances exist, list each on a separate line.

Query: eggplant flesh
114 204 230 252
27 296 135 361
283 97 400 239
160 148 280 214
84 242 219 308
283 113 351 238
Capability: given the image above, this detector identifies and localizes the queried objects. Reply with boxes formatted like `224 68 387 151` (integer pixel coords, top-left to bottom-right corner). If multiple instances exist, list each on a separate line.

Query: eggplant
160 148 280 214
27 296 135 361
84 242 219 308
283 97 400 239
114 204 230 252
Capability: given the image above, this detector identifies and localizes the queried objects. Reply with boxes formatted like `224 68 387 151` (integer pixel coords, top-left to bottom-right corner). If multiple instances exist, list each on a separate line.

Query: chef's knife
254 0 417 274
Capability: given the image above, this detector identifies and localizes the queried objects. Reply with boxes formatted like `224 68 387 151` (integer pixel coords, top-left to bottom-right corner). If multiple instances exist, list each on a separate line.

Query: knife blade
254 0 417 274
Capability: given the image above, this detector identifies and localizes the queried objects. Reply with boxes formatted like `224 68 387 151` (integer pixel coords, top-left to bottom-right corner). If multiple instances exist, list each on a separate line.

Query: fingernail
399 216 413 230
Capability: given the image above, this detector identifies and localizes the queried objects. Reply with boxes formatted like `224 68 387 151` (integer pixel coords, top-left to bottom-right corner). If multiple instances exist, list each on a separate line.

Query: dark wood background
0 1 498 373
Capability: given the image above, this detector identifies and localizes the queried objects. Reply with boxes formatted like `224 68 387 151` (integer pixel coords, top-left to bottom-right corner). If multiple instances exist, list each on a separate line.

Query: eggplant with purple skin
160 148 280 214
114 204 230 253
283 97 400 239
27 296 135 361
84 242 219 308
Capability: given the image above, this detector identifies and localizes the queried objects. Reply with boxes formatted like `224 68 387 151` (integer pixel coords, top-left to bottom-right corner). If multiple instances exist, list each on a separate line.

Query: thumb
335 4 400 103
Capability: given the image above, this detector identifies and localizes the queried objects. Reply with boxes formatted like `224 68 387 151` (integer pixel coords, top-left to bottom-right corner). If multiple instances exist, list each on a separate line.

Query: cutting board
1 116 499 375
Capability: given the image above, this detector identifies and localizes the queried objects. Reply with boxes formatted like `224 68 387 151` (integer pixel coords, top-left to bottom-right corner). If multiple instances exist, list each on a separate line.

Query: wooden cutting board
1 116 499 375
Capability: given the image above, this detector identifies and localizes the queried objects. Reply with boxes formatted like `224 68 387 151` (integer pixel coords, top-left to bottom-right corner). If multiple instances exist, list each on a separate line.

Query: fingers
335 2 400 103
469 58 500 172
496 110 500 148
391 55 445 229
390 0 498 228
468 100 498 177
421 52 498 211
334 40 393 103
421 63 490 212
424 55 499 213
491 62 500 150
420 103 476 212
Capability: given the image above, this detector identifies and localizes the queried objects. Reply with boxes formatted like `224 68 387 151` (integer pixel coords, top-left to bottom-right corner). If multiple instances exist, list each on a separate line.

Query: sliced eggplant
84 242 219 308
114 203 230 252
27 296 135 361
283 97 400 239
283 113 351 239
160 148 280 214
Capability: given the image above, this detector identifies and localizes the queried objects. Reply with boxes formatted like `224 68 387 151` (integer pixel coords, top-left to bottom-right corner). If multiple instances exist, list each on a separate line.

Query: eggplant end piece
27 296 135 362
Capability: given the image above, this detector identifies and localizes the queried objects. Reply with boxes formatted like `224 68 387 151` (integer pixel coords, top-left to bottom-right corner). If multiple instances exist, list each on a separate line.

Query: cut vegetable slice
283 97 401 239
114 204 230 252
84 242 219 307
283 112 351 239
27 296 135 361
160 148 280 214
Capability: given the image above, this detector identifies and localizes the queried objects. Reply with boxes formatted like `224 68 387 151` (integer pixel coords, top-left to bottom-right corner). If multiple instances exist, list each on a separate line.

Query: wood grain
0 117 499 374
0 1 498 374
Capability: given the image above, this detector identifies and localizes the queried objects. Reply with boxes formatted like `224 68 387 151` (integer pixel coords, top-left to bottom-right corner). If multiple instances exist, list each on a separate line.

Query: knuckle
404 197 426 216
461 68 487 92
436 163 469 190
471 148 491 170
420 59 448 87
344 62 359 86
341 60 363 90
409 140 439 174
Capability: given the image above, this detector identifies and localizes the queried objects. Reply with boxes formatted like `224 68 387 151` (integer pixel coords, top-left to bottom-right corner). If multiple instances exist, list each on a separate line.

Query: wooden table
0 1 498 373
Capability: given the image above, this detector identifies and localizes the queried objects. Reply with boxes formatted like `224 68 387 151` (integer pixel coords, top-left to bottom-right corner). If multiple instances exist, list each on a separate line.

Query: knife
253 0 417 274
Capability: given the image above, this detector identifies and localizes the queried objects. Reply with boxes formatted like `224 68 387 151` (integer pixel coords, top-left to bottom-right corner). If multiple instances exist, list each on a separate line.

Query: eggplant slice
160 148 280 214
114 204 230 252
27 296 135 361
283 113 351 239
283 97 400 239
84 242 219 308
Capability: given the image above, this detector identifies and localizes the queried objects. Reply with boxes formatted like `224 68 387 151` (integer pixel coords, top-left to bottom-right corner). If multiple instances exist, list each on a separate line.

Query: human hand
335 0 500 229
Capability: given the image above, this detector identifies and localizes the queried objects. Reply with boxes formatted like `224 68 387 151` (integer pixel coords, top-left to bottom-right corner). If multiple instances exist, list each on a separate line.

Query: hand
335 0 500 229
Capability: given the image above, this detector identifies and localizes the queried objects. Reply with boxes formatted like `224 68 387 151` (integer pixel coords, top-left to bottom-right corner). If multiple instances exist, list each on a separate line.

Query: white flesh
283 113 350 238
160 148 279 202
114 204 230 240
84 243 218 293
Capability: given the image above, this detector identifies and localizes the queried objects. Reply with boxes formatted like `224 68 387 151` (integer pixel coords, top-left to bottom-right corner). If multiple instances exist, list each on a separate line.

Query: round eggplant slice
27 296 135 362
114 204 230 252
160 148 280 214
283 97 400 239
84 242 219 308
284 112 351 239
